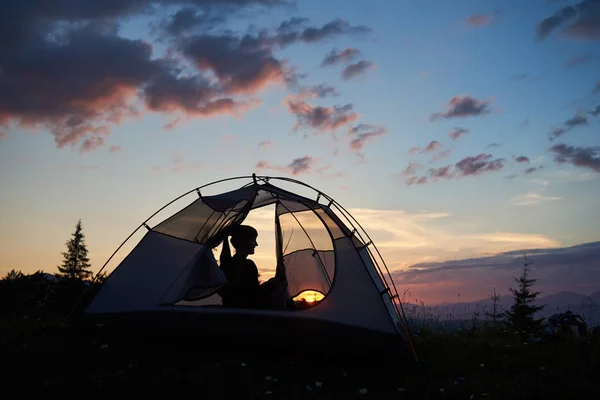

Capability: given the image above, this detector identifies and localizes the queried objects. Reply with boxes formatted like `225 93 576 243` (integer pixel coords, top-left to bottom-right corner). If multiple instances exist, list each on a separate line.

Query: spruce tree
505 255 545 336
57 219 92 280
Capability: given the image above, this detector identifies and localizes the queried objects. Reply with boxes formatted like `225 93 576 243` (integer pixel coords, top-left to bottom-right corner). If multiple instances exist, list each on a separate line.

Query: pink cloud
286 100 358 133
431 95 492 121
256 155 319 175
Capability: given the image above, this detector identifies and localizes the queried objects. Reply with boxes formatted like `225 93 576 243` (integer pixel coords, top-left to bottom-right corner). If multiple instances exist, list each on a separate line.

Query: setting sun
295 290 325 304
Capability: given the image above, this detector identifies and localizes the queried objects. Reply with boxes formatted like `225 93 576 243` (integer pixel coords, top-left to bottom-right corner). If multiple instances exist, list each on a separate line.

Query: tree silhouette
57 219 92 280
505 254 545 337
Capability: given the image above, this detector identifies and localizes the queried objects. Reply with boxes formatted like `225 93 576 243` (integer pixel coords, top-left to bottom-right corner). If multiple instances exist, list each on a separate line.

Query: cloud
565 114 589 127
143 74 262 116
537 0 600 41
109 145 122 153
0 1 369 152
286 100 358 133
550 111 591 140
180 34 291 95
455 153 504 176
406 176 429 186
486 142 501 149
256 155 319 175
510 192 562 206
595 81 600 94
515 156 530 163
565 52 594 68
402 154 504 185
421 141 443 153
428 165 453 179
590 104 600 116
398 162 424 177
257 140 274 149
292 84 339 100
550 143 600 172
509 73 543 82
341 60 376 80
0 131 6 142
347 124 387 151
524 166 539 175
430 95 492 121
465 11 501 27
448 127 469 140
430 149 452 163
394 241 599 304
321 48 361 66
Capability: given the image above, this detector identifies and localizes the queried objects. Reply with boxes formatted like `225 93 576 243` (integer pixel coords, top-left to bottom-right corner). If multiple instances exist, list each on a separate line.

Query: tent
83 175 416 360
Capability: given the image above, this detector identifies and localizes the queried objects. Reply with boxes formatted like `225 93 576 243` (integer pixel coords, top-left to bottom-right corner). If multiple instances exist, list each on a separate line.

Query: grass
2 316 599 399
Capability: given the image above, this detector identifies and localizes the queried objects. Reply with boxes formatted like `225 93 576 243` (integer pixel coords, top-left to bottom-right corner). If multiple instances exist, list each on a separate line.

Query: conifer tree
505 255 545 336
57 219 92 280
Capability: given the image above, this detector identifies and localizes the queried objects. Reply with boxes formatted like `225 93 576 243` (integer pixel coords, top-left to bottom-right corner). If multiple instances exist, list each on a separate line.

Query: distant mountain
403 290 600 328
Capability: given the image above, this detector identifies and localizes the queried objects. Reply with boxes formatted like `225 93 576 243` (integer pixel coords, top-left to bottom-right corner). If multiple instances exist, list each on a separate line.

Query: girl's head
229 225 258 256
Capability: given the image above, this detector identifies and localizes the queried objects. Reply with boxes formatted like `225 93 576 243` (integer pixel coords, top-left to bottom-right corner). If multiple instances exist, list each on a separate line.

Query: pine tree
484 287 504 328
505 254 545 336
57 219 92 280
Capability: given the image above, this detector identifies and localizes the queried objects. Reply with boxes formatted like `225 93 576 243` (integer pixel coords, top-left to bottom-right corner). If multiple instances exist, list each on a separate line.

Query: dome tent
83 175 416 360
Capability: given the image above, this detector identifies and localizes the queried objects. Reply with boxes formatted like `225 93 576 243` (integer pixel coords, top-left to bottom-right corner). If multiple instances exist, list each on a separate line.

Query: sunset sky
1 0 599 304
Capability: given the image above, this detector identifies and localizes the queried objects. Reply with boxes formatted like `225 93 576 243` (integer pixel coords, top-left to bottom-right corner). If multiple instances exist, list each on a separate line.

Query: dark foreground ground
2 319 599 399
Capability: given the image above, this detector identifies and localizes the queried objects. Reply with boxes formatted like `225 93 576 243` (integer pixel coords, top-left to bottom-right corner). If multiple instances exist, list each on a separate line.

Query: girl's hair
219 225 258 265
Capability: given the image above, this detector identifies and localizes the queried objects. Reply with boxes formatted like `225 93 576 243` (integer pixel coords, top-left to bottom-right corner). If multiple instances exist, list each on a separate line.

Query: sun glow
294 290 325 303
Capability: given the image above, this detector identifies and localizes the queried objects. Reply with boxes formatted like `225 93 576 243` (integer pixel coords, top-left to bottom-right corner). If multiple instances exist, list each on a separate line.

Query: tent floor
76 310 412 364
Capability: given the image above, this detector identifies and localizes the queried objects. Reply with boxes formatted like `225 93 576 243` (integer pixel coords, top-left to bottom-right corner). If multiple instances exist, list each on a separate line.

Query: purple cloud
347 124 387 151
455 153 504 176
466 11 501 27
321 48 361 66
537 0 600 41
566 52 594 68
515 156 530 163
399 162 424 177
341 60 376 80
449 127 469 140
402 153 504 185
430 95 492 121
421 140 443 153
286 100 358 133
510 73 543 82
550 143 600 172
256 155 319 175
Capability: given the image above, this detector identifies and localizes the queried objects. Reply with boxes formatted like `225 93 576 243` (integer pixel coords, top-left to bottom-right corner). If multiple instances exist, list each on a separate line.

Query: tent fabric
85 178 404 339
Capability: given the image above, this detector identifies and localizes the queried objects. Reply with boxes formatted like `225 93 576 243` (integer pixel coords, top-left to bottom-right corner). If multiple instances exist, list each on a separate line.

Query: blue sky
1 0 599 303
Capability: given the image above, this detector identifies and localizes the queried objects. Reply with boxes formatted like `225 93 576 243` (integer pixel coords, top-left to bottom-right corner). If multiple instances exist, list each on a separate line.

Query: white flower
398 388 404 392
100 344 109 350
440 388 445 393
480 363 484 367
359 388 368 395
265 391 272 395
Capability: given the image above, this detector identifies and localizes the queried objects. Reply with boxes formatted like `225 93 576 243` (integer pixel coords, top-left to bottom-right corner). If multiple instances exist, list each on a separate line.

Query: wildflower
240 362 247 367
480 363 484 367
315 382 322 387
342 371 348 377
100 344 109 350
440 388 445 393
359 388 368 395
398 388 404 392
265 391 272 395
265 376 272 381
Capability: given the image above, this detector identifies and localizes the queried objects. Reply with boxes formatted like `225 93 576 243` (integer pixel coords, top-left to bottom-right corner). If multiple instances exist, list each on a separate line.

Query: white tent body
85 175 411 356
